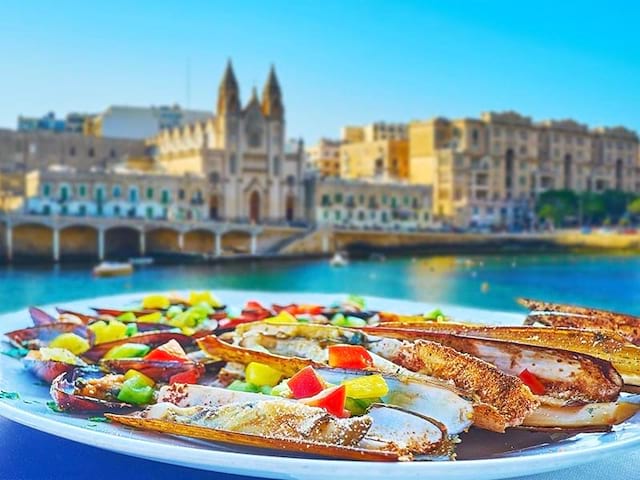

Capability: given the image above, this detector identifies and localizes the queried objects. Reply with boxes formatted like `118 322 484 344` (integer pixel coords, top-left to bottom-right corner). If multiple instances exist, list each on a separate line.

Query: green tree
628 198 640 217
536 190 578 226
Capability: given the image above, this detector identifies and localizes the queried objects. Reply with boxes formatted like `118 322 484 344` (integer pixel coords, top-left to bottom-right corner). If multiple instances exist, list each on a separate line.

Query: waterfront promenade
2 212 639 263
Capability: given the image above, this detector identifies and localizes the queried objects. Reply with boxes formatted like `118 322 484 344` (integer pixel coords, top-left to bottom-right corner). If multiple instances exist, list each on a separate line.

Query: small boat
93 262 133 278
129 257 154 266
329 252 348 267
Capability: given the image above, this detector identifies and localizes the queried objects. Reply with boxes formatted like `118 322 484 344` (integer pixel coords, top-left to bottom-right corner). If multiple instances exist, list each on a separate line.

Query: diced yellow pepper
124 369 155 388
265 311 297 324
245 362 283 387
342 374 389 399
88 320 128 344
189 291 221 308
142 294 171 310
48 333 90 355
181 326 196 336
39 347 84 365
137 311 163 323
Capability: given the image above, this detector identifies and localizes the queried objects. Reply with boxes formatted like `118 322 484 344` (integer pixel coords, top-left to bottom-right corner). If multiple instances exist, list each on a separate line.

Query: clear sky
1 0 639 143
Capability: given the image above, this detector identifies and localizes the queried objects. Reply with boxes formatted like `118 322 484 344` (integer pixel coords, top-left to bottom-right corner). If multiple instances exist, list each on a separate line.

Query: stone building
306 138 341 177
151 61 305 224
409 111 640 228
23 165 208 221
312 177 434 231
341 122 408 143
0 129 147 173
84 105 211 140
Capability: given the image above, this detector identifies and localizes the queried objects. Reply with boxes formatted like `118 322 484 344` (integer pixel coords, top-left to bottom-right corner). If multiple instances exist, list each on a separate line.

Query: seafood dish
3 291 640 462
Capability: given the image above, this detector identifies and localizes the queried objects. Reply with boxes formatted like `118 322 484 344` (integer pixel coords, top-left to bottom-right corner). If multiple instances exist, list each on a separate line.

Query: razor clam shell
105 412 399 461
100 358 203 382
29 307 57 326
83 331 193 362
5 323 95 350
49 368 132 412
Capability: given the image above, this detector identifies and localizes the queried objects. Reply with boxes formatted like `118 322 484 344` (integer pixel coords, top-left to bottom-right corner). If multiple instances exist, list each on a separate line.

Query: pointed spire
262 64 284 120
217 59 240 116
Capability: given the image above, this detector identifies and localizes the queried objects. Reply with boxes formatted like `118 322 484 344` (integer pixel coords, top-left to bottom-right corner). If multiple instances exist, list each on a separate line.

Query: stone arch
60 224 98 260
183 229 214 254
146 227 181 254
105 226 140 258
12 223 53 260
221 229 252 255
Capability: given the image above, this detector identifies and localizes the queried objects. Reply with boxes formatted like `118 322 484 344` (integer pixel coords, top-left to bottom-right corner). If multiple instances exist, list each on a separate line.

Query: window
69 146 76 156
146 206 154 219
321 194 331 206
78 184 87 197
334 211 341 221
60 185 70 201
358 211 365 221
403 196 410 206
146 187 154 200
334 193 343 203
129 187 138 203
208 172 220 184
112 185 121 198
114 205 121 216
95 186 104 202
272 155 281 175
42 184 51 197
78 204 87 216
161 190 170 204
471 129 479 146
88 147 95 157
229 153 237 175
178 189 185 200
110 149 116 158
423 212 429 221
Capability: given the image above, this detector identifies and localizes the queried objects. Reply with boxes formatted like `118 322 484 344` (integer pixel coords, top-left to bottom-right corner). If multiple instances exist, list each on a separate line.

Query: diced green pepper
424 308 445 322
103 343 150 360
125 323 138 337
166 305 184 319
344 397 381 415
117 377 154 405
227 380 260 393
345 316 366 327
116 312 137 322
330 313 347 327
259 385 273 395
346 294 366 309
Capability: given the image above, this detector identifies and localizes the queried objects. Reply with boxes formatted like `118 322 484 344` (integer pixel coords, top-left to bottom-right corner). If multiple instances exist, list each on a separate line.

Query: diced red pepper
246 300 266 310
287 366 325 399
169 368 201 385
301 384 348 417
519 368 546 395
327 345 373 369
144 339 188 362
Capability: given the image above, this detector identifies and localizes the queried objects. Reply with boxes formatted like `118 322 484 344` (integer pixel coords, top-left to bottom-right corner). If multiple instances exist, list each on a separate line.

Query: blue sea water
0 252 638 315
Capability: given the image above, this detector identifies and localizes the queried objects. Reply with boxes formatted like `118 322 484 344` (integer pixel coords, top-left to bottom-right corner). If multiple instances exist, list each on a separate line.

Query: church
152 61 305 224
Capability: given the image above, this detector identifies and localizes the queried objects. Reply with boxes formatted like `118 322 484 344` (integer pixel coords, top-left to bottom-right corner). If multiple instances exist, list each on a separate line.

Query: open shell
100 358 203 382
83 331 192 362
5 323 95 350
29 307 57 326
50 368 132 412
23 350 87 384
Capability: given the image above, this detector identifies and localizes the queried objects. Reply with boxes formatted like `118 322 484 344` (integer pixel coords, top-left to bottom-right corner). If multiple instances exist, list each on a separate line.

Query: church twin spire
216 60 284 121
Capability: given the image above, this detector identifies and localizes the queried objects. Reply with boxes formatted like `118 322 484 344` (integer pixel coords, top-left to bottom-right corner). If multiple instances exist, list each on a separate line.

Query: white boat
93 262 133 277
329 252 348 267
129 257 154 266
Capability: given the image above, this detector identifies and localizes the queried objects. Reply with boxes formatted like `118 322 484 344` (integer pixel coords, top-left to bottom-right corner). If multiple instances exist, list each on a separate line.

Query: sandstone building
151 62 305 224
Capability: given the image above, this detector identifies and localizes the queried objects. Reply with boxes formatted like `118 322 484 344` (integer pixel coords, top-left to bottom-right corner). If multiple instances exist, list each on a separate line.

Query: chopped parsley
46 401 63 413
0 390 20 400
88 416 110 423
1 347 28 359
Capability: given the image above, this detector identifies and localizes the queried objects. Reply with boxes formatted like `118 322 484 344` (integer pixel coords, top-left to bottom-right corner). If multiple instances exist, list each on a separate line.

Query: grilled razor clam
154 385 450 458
364 327 623 405
372 338 539 430
231 323 532 432
143 401 371 446
373 322 640 388
196 336 474 435
519 298 640 346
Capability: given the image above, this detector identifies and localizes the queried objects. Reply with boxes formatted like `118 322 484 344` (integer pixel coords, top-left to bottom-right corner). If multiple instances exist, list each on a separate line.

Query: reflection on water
0 252 639 315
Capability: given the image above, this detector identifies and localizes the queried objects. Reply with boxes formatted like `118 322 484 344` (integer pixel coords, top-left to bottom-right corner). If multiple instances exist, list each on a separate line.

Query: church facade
152 61 305 224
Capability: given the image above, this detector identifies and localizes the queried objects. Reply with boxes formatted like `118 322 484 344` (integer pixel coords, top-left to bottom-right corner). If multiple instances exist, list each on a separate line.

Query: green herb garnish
0 390 20 400
46 401 63 413
1 347 28 359
88 416 110 423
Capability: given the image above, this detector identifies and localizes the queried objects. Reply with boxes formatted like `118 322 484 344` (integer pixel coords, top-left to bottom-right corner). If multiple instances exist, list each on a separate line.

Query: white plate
1 290 640 480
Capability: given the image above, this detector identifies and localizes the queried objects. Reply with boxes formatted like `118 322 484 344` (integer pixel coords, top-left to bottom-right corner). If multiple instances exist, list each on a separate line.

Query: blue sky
1 1 639 143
